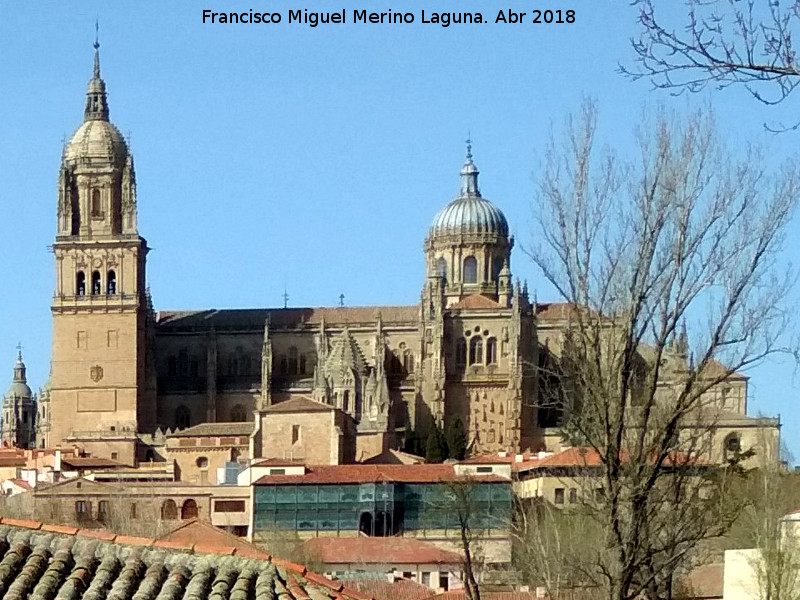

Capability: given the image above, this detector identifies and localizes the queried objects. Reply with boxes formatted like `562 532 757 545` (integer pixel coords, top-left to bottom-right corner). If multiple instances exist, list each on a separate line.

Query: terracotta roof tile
450 294 502 310
254 463 508 485
304 537 462 565
40 523 80 535
168 421 255 437
350 579 435 600
0 519 373 600
265 397 336 413
114 535 155 547
78 528 116 541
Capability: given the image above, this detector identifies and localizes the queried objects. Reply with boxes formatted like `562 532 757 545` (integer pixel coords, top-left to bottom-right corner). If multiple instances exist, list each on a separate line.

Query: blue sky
2 2 799 458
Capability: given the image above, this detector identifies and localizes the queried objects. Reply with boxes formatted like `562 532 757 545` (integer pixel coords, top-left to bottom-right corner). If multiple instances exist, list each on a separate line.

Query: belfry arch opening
91 271 101 295
107 270 116 295
76 271 86 296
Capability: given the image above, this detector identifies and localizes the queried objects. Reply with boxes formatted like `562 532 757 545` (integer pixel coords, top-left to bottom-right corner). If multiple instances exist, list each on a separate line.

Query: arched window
343 390 350 413
455 338 467 369
724 433 741 461
486 337 498 364
91 271 101 295
91 189 102 217
403 350 415 374
228 353 239 377
463 256 478 284
106 270 116 295
299 355 307 375
161 499 178 520
469 336 483 365
230 404 246 422
76 271 86 296
175 405 191 429
181 499 198 520
436 257 448 282
196 457 209 469
288 347 298 375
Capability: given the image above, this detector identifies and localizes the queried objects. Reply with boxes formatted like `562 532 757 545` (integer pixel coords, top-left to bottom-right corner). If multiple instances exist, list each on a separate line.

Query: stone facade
23 45 778 468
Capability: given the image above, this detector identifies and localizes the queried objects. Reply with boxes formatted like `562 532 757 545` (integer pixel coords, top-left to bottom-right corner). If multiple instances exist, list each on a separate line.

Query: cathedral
2 43 780 467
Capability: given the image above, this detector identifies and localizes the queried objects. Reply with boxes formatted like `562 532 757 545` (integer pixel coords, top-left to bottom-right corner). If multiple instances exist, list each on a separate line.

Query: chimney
515 454 524 462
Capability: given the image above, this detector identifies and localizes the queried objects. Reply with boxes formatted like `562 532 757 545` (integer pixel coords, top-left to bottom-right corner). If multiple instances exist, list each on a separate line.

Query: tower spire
84 22 109 122
460 136 481 197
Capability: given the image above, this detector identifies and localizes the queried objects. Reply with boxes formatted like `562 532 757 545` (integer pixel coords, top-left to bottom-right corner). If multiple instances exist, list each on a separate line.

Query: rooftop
303 537 462 566
0 517 379 600
254 463 509 485
168 422 255 438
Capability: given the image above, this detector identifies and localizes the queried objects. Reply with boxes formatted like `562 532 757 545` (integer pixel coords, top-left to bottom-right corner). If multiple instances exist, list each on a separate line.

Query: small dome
430 196 509 237
65 119 128 165
6 356 32 399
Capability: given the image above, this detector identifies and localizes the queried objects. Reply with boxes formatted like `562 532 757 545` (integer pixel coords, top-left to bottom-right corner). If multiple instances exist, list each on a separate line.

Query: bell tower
49 39 154 461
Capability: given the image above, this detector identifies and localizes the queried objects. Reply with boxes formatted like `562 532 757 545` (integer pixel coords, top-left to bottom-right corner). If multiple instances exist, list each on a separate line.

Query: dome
64 119 128 165
428 146 509 238
430 195 509 237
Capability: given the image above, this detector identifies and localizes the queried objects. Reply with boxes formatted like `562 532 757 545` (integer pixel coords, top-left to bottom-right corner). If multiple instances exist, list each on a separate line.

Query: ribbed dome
65 119 128 165
431 195 509 237
429 146 509 238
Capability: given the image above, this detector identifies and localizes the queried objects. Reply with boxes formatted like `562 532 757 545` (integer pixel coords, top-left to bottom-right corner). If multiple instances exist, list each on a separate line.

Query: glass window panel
275 487 297 504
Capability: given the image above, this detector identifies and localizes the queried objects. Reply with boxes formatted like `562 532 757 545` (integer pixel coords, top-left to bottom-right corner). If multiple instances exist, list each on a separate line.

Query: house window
75 500 91 522
403 350 415 374
97 500 109 523
214 500 246 513
476 466 492 473
130 503 137 519
269 468 286 475
486 337 497 364
455 338 467 368
196 457 209 469
299 354 307 375
422 572 431 587
463 256 478 284
292 425 301 445
110 452 118 461
569 488 578 504
724 433 742 461
469 336 483 365
554 488 565 505
181 499 199 520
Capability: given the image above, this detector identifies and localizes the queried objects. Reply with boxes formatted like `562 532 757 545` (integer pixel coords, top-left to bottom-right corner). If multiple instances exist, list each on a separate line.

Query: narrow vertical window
288 346 298 375
463 256 478 284
292 424 301 445
486 337 497 364
107 270 116 294
436 257 448 282
455 338 467 369
91 189 102 217
91 271 101 295
469 336 483 365
76 271 86 296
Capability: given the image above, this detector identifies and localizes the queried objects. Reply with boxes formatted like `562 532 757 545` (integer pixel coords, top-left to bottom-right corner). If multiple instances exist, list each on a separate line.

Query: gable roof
303 537 462 566
450 294 502 310
0 517 378 600
168 422 255 437
360 449 424 465
157 518 270 559
265 397 335 413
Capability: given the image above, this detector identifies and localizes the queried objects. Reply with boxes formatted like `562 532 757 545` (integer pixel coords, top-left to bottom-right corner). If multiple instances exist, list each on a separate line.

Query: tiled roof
252 458 307 468
680 563 723 599
348 578 436 600
157 306 419 331
0 456 26 467
255 464 508 485
61 457 126 469
432 592 537 600
7 478 32 490
0 517 378 600
265 397 335 413
536 302 577 322
157 519 270 559
360 450 424 465
303 537 462 566
450 295 502 310
168 422 255 438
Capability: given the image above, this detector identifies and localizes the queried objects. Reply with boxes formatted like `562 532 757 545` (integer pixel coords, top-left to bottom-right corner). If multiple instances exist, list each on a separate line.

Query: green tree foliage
446 418 468 460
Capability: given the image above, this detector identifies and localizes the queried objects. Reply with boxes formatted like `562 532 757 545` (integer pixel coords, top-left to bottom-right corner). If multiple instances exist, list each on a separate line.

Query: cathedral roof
156 306 419 332
323 329 368 380
429 144 509 239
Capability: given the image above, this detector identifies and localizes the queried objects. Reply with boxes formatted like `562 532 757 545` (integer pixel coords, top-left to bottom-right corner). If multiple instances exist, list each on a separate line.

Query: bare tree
526 102 800 600
623 0 800 111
